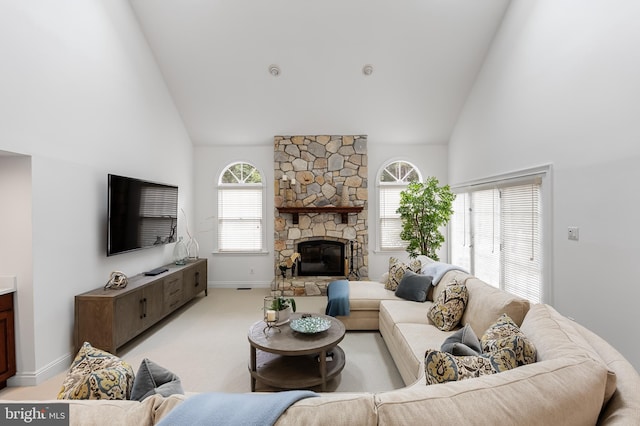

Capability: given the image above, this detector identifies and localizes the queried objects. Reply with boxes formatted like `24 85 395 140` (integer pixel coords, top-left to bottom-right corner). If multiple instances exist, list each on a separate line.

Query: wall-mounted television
107 174 178 256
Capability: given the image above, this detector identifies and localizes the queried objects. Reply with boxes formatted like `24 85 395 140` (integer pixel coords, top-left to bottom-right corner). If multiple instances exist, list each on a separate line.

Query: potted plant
271 296 296 323
397 177 455 261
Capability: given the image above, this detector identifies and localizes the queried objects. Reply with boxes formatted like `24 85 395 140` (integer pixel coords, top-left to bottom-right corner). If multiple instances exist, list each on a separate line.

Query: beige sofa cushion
347 281 401 311
521 304 617 408
10 394 183 426
386 322 457 385
460 277 530 338
276 393 377 426
572 322 640 423
379 299 431 326
377 356 608 426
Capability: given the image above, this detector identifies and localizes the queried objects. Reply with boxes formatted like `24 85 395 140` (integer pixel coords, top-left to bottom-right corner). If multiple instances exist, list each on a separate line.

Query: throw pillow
385 257 422 291
131 358 184 402
394 271 433 302
424 348 517 385
427 278 468 331
57 342 134 400
481 313 537 366
441 323 481 356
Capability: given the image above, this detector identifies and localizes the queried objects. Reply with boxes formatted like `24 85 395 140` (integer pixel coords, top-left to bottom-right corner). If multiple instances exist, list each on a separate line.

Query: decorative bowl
290 316 331 334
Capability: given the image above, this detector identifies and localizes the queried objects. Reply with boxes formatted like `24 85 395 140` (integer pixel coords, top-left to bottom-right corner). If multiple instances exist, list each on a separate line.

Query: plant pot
277 307 292 325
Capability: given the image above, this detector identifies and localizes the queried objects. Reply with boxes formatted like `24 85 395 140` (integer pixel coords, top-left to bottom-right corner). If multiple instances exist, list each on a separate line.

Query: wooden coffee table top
248 313 346 356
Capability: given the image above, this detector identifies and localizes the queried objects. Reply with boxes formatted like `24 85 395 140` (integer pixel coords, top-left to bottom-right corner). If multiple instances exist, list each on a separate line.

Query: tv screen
107 174 178 256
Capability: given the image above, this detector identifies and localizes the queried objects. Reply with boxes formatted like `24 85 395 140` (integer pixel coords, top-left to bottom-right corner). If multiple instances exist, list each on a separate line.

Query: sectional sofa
6 269 640 425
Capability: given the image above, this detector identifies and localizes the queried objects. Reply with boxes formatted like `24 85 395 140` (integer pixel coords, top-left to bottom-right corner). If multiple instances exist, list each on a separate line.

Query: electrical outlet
568 226 579 241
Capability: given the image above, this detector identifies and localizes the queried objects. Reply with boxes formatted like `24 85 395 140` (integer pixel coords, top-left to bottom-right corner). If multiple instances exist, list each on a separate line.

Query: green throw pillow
427 279 468 331
57 342 134 400
424 348 517 385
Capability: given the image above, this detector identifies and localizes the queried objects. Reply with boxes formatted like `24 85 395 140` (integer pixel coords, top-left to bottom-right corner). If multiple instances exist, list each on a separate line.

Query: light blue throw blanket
421 262 468 286
157 391 318 426
325 279 350 317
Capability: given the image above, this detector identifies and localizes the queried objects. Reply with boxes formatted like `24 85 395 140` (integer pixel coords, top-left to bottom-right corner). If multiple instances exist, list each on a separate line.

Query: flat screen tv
107 174 178 256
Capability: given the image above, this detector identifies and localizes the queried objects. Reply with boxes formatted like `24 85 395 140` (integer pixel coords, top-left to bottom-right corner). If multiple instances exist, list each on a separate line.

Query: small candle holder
263 296 281 336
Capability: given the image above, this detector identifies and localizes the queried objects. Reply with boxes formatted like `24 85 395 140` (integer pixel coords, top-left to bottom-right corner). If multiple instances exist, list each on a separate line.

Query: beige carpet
0 288 404 400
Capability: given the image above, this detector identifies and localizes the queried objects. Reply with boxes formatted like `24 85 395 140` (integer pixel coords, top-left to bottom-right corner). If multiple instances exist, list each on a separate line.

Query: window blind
450 193 471 270
379 185 407 250
472 189 500 287
217 186 263 251
450 176 543 303
501 184 542 303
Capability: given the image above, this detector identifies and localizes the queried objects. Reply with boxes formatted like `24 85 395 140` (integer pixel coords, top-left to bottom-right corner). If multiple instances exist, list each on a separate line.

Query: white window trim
212 162 268 254
374 159 423 253
449 164 553 304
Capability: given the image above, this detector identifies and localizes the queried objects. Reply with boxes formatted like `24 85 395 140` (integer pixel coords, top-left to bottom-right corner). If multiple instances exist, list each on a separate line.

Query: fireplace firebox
297 240 345 276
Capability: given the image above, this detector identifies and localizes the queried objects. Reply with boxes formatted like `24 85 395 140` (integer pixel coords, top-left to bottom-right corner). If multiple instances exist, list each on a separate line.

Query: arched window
378 160 422 250
217 162 264 252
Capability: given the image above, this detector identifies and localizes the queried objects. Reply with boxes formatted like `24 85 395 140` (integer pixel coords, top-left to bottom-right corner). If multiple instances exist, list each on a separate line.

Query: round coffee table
248 313 346 392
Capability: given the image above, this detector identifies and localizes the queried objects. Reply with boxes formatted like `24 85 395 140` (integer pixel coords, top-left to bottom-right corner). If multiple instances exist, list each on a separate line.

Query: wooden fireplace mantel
277 206 363 224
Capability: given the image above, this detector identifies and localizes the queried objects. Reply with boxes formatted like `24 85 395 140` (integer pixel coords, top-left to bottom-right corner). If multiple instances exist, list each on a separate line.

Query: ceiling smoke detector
362 64 374 76
269 65 281 77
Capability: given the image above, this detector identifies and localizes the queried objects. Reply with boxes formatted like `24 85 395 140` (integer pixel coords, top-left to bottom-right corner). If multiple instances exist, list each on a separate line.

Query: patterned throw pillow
57 342 134 400
424 348 517 385
427 279 468 331
385 257 422 291
481 313 537 366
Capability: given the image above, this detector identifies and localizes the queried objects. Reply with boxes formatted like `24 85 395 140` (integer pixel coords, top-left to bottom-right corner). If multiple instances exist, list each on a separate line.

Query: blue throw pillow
441 323 482 356
130 358 184 402
395 271 433 302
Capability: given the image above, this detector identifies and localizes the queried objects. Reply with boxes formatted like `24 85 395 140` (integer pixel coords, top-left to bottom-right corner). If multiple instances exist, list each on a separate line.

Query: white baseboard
208 281 272 289
8 352 72 387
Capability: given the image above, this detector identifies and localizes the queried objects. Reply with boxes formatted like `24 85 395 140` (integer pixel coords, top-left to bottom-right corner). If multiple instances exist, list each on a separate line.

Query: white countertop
0 276 17 295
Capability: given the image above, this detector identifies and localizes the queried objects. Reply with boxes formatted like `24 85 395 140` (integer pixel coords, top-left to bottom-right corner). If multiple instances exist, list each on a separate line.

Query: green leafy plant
397 177 455 260
271 296 296 312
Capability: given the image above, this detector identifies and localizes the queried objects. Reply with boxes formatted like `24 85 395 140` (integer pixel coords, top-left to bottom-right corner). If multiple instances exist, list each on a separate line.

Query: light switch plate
568 227 579 241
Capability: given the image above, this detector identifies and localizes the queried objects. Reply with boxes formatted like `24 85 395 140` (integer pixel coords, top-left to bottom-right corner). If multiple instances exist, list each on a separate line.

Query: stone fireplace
274 135 368 296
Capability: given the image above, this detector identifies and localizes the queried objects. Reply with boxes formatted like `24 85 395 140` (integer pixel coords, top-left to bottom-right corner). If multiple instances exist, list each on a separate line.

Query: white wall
194 144 275 288
0 156 35 380
194 141 448 287
449 0 640 369
0 1 194 384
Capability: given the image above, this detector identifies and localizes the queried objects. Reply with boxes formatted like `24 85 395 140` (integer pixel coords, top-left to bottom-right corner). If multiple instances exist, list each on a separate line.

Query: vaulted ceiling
130 0 511 146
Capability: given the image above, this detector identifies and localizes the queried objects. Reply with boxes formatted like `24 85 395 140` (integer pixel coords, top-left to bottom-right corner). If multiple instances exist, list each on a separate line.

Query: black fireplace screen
297 240 345 276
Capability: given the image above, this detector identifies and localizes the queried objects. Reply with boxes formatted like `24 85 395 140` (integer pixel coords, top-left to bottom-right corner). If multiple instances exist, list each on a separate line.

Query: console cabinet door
143 280 166 325
114 289 144 347
0 295 16 385
184 261 207 300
